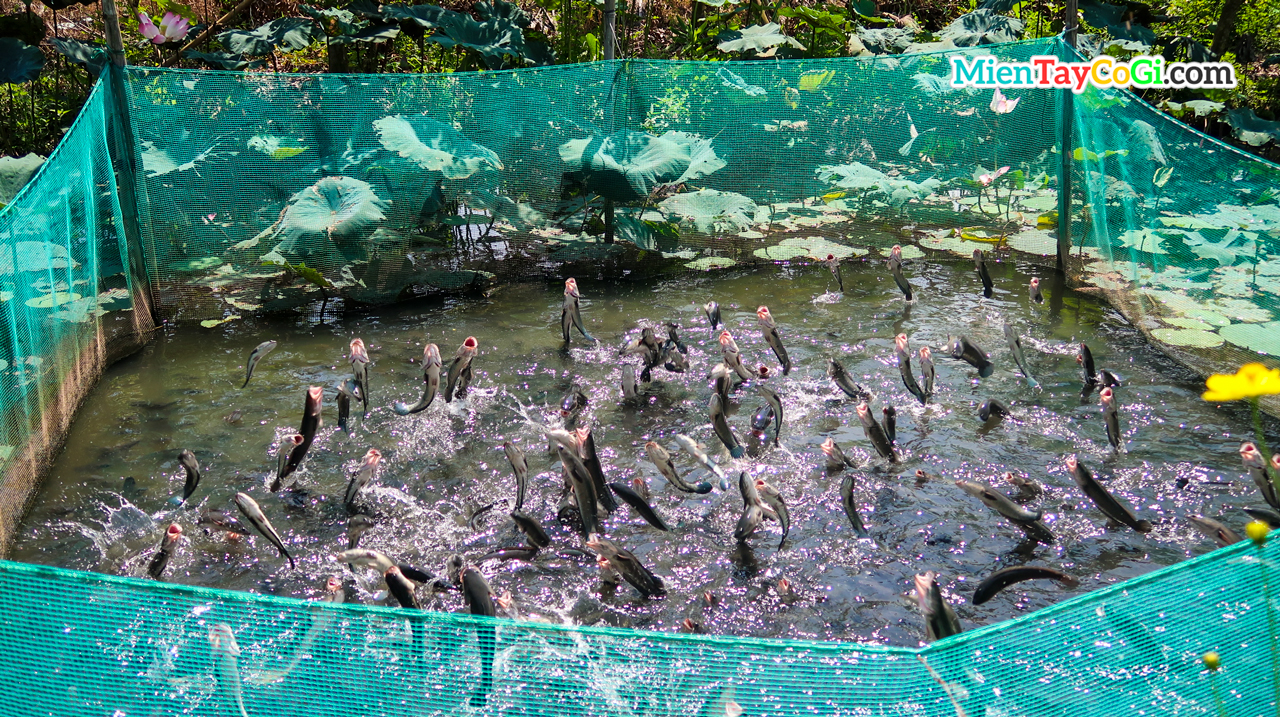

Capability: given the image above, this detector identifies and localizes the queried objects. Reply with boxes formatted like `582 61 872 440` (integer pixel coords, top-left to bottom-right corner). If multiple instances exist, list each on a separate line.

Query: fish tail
730 446 745 459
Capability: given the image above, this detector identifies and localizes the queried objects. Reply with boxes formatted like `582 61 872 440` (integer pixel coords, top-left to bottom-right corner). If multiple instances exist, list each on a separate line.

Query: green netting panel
119 39 1069 321
0 81 137 548
1063 47 1280 405
1 531 1278 716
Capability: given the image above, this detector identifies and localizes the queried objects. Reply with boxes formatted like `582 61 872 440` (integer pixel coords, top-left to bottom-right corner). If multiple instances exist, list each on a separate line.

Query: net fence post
602 6 618 244
1056 0 1077 273
100 0 155 318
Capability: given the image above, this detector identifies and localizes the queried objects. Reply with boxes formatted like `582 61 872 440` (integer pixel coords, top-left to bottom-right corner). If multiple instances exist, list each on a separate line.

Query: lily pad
754 245 809 261
1005 229 1056 255
1179 308 1231 327
1215 298 1273 323
772 236 865 260
170 257 223 272
200 315 242 329
25 292 81 309
960 227 1005 243
685 256 737 271
1163 317 1214 331
1115 228 1166 254
896 245 925 260
1151 328 1223 348
1219 322 1280 355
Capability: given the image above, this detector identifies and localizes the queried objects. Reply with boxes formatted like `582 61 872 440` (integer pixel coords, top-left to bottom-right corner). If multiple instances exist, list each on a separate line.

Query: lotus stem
1209 670 1226 717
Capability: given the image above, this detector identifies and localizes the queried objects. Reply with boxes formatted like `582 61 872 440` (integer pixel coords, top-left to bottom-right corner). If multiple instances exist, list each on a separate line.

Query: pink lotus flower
139 11 191 45
979 166 1010 186
989 88 1020 114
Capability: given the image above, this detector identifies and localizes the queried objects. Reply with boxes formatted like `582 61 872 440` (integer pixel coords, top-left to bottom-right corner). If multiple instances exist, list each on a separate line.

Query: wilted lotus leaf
1151 328 1223 348
659 190 755 234
375 115 503 179
1219 321 1280 355
280 177 388 241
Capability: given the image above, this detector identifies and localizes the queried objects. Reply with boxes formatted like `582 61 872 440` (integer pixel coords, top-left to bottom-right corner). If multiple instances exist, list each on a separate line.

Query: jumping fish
241 340 277 389
347 514 375 549
1100 387 1122 450
504 441 528 511
1029 277 1044 304
587 537 665 597
914 571 962 641
823 253 844 293
200 508 247 538
888 245 913 301
349 339 371 412
757 306 792 374
733 472 765 543
882 405 897 445
560 386 589 423
344 449 381 515
955 479 1054 544
561 278 596 342
275 386 323 491
646 441 713 493
336 378 360 430
756 478 790 548
452 557 497 705
1243 506 1280 529
147 523 182 580
710 394 745 459
829 358 871 401
621 367 638 399
704 301 722 331
919 346 936 399
1003 322 1039 389
856 402 897 462
948 335 994 378
821 437 856 471
208 624 250 717
1078 342 1099 387
1187 514 1242 548
972 566 1078 604
1240 443 1280 510
445 336 478 402
179 449 201 503
1067 456 1153 533
711 363 734 404
757 385 783 444
234 492 295 568
719 331 755 381
394 343 442 415
840 472 868 535
674 433 728 487
558 445 601 537
509 511 552 548
895 334 926 404
978 398 1011 422
608 482 671 531
575 427 617 512
973 249 994 298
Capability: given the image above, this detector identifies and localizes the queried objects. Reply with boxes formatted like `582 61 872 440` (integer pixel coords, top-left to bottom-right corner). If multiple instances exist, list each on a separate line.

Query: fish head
972 248 983 263
325 576 342 593
1099 387 1114 407
495 590 514 611
208 624 240 656
777 577 792 595
163 522 182 545
1271 452 1280 472
307 385 324 407
1030 277 1040 290
855 402 871 420
363 448 382 467
349 338 369 363
820 437 837 457
574 427 592 448
462 336 479 354
724 700 744 717
953 479 983 499
756 306 773 325
564 277 579 298
758 365 771 378
825 253 838 266
423 343 442 367
891 244 903 262
718 330 734 348
681 618 701 633
287 434 305 448
446 554 466 585
895 333 910 354
703 590 719 606
1065 455 1079 474
384 565 404 580
912 572 936 609
919 345 932 361
585 535 614 557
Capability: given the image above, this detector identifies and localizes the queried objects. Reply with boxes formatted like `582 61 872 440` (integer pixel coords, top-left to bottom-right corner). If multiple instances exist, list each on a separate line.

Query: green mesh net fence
4 33 1280 714
2 530 1280 715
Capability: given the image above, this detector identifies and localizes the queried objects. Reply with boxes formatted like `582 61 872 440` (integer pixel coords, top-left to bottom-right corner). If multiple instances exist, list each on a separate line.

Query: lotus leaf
716 23 806 53
774 236 865 259
660 190 756 234
685 256 738 270
379 3 464 29
0 153 43 206
1161 99 1223 118
938 10 1023 46
1019 195 1059 211
51 38 107 78
200 315 242 328
896 245 925 260
170 257 223 272
1005 229 1056 255
1179 308 1231 327
561 131 725 202
183 50 264 69
1184 229 1251 267
0 38 44 85
1225 109 1280 147
738 230 765 239
799 69 835 91
375 115 503 180
1115 228 1166 254
755 245 809 261
280 176 389 241
815 162 885 191
218 18 318 56
856 27 915 54
1219 322 1280 355
1164 317 1215 331
26 292 81 309
1216 298 1273 323
1126 120 1166 165
475 0 529 26
1151 328 1223 348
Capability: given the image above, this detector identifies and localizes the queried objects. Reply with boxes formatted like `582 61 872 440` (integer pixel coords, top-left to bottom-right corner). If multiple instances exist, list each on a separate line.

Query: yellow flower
1203 651 1221 671
1202 363 1280 402
1246 520 1271 546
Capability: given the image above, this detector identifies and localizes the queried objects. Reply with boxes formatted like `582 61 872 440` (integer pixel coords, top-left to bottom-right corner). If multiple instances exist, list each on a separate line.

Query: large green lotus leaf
1151 328 1223 348
0 38 45 85
856 27 915 54
374 115 503 180
560 131 724 202
219 18 318 56
183 50 264 69
815 162 886 191
716 23 805 53
0 153 43 206
379 3 464 29
686 256 737 271
330 24 401 45
50 38 107 78
1115 228 1166 254
939 10 1023 46
1216 298 1273 323
1225 108 1280 147
280 176 388 240
660 190 756 234
301 5 358 36
1127 120 1166 165
474 0 529 27
1219 321 1280 355
426 14 548 67
717 66 766 97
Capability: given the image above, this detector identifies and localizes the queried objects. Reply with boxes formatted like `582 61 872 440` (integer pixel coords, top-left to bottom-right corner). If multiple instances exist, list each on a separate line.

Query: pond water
9 253 1269 646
